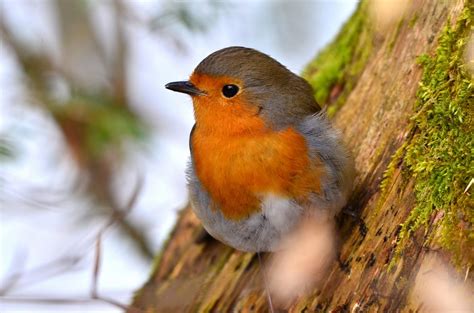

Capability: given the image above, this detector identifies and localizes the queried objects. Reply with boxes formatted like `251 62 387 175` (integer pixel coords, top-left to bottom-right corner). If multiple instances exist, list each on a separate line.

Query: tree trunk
130 0 472 312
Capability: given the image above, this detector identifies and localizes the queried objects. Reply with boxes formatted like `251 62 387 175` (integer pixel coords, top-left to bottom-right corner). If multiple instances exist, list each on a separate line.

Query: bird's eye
222 84 239 98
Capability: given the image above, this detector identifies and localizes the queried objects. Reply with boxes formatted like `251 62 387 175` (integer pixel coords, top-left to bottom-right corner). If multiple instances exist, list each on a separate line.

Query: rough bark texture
130 1 472 312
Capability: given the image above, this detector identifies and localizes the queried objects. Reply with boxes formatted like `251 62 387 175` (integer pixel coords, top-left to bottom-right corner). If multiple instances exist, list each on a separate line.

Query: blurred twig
0 1 154 259
86 175 144 311
0 177 144 312
91 232 102 299
0 249 27 296
0 254 84 296
111 0 128 107
123 0 227 52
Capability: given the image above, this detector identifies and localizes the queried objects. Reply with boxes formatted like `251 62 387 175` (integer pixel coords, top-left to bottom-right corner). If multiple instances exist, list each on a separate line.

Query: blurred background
0 0 356 311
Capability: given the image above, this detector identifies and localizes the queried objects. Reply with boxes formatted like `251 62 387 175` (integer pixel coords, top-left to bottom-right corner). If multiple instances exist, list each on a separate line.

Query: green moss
386 6 473 266
379 142 408 196
387 18 405 53
302 1 373 116
408 13 419 28
0 137 15 161
52 93 147 159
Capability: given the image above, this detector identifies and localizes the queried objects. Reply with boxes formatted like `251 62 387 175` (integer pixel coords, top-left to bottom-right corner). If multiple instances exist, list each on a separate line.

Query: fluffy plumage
172 46 353 252
188 112 353 252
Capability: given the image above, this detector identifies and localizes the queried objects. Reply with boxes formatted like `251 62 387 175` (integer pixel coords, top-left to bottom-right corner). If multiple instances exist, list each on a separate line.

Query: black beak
165 81 205 96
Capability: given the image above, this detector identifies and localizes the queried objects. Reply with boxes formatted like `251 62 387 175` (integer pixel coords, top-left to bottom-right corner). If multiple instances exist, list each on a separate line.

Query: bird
165 46 354 253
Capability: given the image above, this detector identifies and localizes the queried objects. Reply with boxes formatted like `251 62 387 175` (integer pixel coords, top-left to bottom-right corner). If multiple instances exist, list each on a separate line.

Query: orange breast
191 126 324 220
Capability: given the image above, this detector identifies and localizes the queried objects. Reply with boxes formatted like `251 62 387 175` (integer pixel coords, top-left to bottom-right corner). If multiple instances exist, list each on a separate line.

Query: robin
166 46 354 253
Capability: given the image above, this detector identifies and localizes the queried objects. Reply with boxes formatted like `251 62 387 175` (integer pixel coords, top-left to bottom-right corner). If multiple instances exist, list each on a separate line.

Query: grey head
194 46 321 129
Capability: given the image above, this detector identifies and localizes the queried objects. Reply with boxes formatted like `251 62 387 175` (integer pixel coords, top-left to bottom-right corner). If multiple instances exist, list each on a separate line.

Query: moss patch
303 1 373 116
408 13 419 28
387 18 405 53
0 137 15 161
379 142 408 196
52 93 146 160
385 6 473 266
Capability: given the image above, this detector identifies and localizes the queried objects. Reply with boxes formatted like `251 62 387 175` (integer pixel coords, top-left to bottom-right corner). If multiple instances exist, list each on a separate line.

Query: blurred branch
0 2 153 259
0 173 144 295
86 162 154 259
0 250 27 296
0 177 145 312
88 175 144 311
0 254 84 296
91 232 102 299
121 0 227 52
88 174 144 308
0 136 16 161
56 0 107 91
0 15 55 102
111 0 128 107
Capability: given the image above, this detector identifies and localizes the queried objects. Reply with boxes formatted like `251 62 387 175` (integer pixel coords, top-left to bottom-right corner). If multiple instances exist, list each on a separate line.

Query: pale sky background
0 0 357 312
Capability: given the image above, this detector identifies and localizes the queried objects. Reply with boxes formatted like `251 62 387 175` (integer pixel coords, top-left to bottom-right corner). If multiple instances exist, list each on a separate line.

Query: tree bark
130 0 472 312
